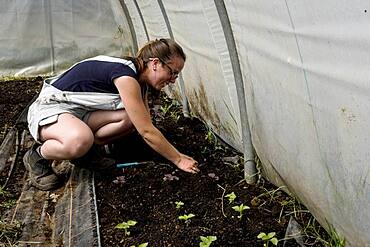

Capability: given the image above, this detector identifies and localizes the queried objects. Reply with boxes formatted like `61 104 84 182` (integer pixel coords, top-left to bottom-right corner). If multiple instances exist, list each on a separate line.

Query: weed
199 235 217 247
225 192 236 204
115 220 137 236
0 220 23 245
175 201 184 209
253 184 337 246
257 186 286 203
303 219 346 247
159 98 182 122
232 203 250 220
160 103 173 116
257 232 278 247
203 127 220 149
178 213 195 224
1 199 17 209
0 186 9 197
169 110 181 122
205 129 216 144
325 224 346 247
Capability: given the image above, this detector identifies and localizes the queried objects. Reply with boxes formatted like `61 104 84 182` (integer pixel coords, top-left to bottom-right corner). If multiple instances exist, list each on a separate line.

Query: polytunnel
1 0 369 246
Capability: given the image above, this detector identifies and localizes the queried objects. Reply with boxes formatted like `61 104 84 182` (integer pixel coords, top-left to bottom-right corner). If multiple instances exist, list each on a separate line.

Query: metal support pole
214 0 257 184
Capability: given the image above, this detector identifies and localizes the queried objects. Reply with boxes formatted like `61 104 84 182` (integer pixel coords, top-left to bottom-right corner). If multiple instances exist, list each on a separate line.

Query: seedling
130 243 148 247
160 103 174 116
0 186 8 196
175 201 184 209
257 232 278 247
225 192 236 204
178 213 195 224
115 220 137 236
199 235 217 247
205 129 216 145
232 203 250 219
1 199 16 209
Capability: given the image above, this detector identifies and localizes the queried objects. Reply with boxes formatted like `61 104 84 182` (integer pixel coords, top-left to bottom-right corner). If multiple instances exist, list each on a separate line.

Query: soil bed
0 79 328 246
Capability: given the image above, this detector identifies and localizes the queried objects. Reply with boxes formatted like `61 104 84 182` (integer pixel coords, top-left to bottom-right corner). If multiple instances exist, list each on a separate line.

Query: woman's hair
133 38 186 73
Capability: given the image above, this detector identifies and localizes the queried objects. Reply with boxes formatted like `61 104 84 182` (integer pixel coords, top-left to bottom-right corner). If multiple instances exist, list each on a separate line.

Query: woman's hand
176 154 199 173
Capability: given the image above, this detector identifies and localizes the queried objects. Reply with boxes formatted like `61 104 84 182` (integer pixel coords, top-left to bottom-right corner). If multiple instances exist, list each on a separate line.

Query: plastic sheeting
0 0 134 76
1 0 370 245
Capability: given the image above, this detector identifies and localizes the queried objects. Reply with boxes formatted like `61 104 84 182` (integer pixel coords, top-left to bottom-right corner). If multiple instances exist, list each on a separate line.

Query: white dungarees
27 56 138 141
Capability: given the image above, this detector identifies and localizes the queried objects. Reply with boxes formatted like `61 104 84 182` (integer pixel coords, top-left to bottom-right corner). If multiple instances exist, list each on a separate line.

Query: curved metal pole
214 0 257 184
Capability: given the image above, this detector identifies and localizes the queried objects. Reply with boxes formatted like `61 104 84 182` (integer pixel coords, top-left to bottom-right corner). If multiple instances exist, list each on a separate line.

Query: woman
24 38 199 191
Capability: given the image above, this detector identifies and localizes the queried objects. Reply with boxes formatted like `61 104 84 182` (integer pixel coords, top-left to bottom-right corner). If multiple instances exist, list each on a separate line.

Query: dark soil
0 79 327 246
0 78 42 143
0 78 43 244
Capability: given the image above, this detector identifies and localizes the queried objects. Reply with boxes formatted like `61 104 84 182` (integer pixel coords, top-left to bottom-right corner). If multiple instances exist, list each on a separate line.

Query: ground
0 79 328 246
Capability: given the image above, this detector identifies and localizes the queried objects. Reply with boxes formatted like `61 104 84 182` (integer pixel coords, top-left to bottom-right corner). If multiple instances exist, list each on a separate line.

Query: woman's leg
86 109 135 145
39 113 94 160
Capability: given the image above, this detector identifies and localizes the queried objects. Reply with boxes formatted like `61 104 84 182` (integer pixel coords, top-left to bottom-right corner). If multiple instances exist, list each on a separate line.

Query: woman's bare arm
114 76 199 173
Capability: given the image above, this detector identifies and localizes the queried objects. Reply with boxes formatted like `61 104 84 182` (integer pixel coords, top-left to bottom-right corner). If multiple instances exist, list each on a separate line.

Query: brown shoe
51 160 73 180
23 144 63 191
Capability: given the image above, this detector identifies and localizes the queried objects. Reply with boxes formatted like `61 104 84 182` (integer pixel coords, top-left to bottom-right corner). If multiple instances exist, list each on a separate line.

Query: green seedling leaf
0 186 9 197
178 213 195 223
1 199 17 209
130 243 149 247
270 237 278 246
175 201 184 209
258 232 278 246
225 192 236 204
232 203 250 219
115 220 137 236
200 235 217 247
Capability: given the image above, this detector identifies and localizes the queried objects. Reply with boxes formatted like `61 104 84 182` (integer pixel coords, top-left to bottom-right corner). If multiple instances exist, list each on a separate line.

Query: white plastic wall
1 0 369 245
0 0 134 76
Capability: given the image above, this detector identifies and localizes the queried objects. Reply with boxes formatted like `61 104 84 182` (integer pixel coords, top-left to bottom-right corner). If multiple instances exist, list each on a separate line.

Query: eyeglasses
159 59 179 79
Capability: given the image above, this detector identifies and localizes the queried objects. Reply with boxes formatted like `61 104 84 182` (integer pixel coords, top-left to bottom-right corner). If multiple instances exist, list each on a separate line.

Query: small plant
257 232 278 247
225 192 236 204
199 235 217 247
0 186 9 197
204 127 224 151
232 203 250 219
0 220 23 245
178 213 195 224
1 199 17 209
205 129 216 145
175 201 184 209
115 220 137 236
169 109 181 122
160 103 174 116
326 224 346 247
130 243 148 247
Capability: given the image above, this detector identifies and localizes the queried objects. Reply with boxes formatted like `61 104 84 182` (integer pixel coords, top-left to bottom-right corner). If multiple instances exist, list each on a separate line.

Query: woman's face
147 56 185 90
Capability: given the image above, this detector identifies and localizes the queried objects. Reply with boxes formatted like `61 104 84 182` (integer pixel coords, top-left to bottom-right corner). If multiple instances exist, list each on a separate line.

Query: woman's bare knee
63 131 94 158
